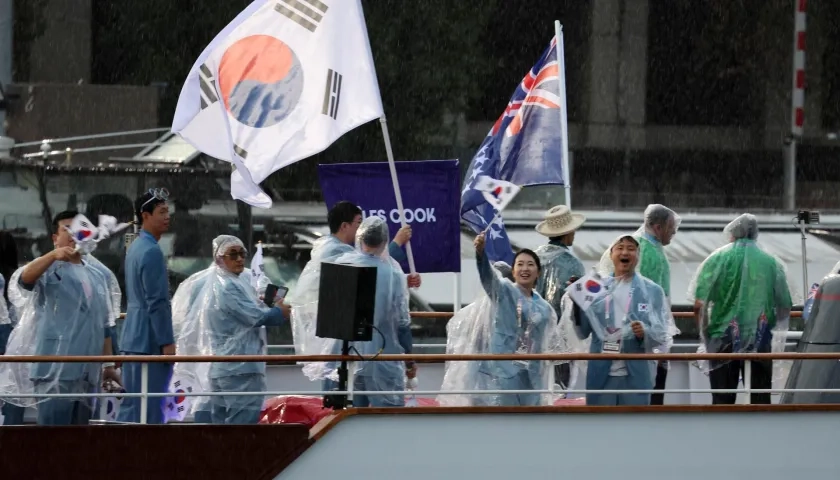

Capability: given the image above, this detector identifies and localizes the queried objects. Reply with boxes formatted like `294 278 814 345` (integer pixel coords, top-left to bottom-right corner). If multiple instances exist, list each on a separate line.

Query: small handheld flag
474 175 521 213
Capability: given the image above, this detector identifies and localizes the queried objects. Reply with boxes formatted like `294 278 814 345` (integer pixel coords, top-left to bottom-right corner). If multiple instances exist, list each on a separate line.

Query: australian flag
461 36 566 264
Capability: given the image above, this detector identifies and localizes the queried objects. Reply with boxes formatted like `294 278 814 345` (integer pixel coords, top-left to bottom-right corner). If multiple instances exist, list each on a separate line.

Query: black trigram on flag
322 69 342 120
177 405 185 413
199 64 219 110
274 0 329 33
173 380 181 388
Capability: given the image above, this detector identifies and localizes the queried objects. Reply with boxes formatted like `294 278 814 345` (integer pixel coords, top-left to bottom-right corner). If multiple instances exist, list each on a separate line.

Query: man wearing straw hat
534 205 586 391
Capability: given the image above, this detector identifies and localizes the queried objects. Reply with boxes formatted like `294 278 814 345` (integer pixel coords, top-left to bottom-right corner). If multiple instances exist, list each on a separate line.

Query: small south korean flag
474 175 521 213
637 303 650 313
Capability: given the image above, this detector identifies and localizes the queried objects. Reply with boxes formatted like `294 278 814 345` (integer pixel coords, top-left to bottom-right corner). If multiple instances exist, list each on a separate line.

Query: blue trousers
35 380 93 425
210 374 265 425
193 409 212 423
586 375 651 406
475 371 540 407
117 355 173 424
351 375 405 408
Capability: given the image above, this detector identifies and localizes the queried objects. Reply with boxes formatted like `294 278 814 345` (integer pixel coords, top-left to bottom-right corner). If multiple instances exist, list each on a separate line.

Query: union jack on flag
461 35 567 264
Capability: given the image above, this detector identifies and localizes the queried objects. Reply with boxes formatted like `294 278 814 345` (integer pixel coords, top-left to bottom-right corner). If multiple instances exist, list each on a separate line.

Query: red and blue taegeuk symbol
174 389 186 404
585 279 601 294
218 35 304 129
75 229 94 242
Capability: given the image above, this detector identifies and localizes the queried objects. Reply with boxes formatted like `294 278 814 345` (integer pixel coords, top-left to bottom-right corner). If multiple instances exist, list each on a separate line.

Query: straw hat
535 205 586 237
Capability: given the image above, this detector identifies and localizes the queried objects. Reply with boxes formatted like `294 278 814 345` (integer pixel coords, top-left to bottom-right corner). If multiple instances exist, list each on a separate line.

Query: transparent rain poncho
168 235 283 421
0 275 9 326
597 204 682 353
535 243 585 318
288 234 355 365
464 248 568 406
0 258 113 408
688 214 794 379
564 236 673 387
298 217 412 405
438 262 512 406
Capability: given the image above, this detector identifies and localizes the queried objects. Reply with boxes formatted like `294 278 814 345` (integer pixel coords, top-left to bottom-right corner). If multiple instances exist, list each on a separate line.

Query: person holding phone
171 235 290 424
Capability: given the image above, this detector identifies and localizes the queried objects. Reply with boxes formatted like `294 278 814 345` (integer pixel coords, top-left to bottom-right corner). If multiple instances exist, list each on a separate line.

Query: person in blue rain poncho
598 204 681 405
472 231 563 406
289 201 419 391
170 235 290 424
118 189 175 424
0 211 120 425
533 205 587 392
300 217 415 407
567 235 671 406
438 261 513 406
170 251 274 423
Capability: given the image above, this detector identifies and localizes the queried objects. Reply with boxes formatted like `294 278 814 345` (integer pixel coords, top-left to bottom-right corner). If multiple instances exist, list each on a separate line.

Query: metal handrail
0 352 835 363
13 128 172 148
114 310 804 320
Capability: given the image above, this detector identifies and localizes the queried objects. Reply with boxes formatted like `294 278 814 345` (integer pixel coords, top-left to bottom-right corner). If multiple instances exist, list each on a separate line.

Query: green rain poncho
688 214 793 353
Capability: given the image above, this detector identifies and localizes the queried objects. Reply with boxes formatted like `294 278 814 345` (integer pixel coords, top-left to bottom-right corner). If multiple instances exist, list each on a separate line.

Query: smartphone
263 284 288 307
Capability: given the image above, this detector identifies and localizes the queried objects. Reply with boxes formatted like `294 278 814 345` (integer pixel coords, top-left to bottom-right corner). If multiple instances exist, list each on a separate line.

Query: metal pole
784 142 797 211
379 116 416 274
140 362 149 424
786 0 807 211
554 21 572 209
799 221 808 300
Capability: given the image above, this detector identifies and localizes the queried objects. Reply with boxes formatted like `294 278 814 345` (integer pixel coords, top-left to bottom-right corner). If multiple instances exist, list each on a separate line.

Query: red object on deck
259 396 334 427
259 395 586 426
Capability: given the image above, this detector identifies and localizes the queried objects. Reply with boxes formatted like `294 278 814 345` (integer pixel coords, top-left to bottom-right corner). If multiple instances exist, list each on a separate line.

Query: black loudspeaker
316 262 377 342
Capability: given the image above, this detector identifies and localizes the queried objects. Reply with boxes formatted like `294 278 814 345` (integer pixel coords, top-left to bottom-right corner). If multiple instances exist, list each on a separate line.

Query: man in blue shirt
118 189 174 424
16 210 120 424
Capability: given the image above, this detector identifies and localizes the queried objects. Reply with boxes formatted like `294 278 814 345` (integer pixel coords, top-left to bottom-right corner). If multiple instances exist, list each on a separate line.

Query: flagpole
554 20 572 209
379 116 417 274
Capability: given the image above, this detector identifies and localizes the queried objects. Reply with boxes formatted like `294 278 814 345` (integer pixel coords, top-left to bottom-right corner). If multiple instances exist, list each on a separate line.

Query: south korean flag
474 175 521 213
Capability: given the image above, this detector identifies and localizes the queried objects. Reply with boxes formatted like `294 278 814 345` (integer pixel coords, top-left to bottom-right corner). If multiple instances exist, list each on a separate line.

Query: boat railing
0 350 835 424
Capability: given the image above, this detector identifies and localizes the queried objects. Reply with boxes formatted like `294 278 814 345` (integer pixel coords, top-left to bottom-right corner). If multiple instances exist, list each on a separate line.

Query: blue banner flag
461 36 566 264
318 160 461 273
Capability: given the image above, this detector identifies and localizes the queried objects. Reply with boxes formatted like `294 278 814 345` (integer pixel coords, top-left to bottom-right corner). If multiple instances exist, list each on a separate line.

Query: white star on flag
488 215 506 240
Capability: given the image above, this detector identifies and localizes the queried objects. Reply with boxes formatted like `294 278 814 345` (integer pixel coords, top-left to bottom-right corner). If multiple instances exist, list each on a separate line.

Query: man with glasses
118 188 174 424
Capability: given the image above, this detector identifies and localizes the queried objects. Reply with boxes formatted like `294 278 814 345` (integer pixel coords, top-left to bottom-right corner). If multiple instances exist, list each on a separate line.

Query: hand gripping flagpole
379 116 417 274
554 20 572 209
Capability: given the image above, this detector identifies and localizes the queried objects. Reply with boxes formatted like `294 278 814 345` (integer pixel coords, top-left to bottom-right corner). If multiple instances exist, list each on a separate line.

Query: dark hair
52 210 79 234
327 201 362 234
0 231 18 305
513 248 542 271
135 193 165 225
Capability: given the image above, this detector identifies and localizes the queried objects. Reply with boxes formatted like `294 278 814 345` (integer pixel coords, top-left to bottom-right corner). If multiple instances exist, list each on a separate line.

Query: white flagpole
379 116 417 274
555 21 572 209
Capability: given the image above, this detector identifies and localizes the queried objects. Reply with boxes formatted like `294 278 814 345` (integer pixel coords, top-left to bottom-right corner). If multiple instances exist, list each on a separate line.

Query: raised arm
474 232 501 298
388 241 408 264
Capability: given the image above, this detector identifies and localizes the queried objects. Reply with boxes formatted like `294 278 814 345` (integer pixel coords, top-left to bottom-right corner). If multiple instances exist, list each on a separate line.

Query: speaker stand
323 340 351 410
